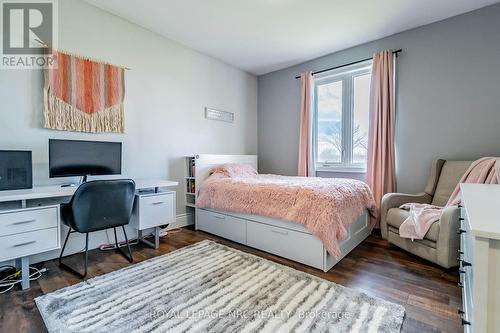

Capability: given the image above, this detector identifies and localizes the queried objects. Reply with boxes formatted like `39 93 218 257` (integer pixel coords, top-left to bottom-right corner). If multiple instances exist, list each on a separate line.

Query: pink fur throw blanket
197 165 375 258
399 157 500 240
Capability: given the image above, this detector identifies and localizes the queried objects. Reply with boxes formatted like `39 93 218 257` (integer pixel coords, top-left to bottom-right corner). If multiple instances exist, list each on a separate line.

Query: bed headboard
194 154 258 194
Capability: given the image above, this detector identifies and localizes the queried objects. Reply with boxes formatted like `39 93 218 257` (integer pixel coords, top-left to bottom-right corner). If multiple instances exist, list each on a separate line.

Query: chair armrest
380 192 432 239
436 205 461 268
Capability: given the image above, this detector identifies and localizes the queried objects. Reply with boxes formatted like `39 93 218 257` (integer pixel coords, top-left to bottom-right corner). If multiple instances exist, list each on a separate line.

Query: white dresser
460 184 500 333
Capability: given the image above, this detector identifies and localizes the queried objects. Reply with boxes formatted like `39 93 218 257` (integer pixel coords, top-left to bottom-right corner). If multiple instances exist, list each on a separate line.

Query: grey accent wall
258 4 500 194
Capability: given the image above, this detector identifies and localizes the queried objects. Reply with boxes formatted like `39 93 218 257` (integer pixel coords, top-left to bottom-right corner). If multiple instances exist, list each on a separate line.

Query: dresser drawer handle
457 229 466 234
271 229 288 236
461 318 471 326
151 201 165 205
11 219 36 225
459 270 466 274
458 282 463 288
459 217 464 221
12 240 36 247
460 260 472 267
213 215 226 220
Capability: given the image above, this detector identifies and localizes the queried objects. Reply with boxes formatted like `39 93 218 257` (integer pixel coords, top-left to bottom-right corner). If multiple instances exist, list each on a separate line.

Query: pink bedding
197 165 375 258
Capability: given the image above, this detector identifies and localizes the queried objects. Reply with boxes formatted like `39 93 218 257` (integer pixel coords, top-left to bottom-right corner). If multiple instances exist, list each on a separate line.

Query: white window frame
313 60 372 173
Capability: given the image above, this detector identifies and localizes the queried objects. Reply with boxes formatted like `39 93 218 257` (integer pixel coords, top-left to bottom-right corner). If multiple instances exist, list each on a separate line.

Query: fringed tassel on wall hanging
43 50 126 133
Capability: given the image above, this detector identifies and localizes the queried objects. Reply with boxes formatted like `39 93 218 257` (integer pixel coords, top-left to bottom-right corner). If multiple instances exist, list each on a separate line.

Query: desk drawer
246 220 323 268
0 227 59 262
197 209 246 244
139 192 175 229
0 207 58 237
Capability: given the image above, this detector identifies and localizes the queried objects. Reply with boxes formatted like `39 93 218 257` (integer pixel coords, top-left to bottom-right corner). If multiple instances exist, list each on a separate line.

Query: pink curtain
367 50 396 227
298 71 314 177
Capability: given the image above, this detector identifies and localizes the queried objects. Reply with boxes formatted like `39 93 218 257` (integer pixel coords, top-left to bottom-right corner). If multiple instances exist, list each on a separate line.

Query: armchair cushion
424 159 445 196
431 161 472 206
386 208 440 242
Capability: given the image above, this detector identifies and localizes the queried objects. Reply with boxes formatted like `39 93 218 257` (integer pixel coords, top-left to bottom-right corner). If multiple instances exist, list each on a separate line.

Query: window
314 61 372 172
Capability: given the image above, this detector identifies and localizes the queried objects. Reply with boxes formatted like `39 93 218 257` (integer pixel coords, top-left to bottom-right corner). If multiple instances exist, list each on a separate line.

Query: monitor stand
60 175 88 188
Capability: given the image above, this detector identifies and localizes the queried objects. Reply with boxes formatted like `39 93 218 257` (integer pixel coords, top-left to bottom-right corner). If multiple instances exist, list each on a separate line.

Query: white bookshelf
185 156 197 209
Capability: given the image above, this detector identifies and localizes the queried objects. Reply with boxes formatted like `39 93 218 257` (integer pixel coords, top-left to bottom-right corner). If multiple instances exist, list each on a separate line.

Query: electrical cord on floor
0 265 17 279
0 266 47 294
98 228 183 251
0 227 185 292
163 228 182 235
99 238 139 251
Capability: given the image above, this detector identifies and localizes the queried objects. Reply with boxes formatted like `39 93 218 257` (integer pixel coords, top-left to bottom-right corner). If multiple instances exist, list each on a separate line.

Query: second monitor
49 139 122 182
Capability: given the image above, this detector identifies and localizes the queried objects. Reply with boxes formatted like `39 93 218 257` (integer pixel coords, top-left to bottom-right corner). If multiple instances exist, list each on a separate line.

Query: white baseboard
167 213 194 230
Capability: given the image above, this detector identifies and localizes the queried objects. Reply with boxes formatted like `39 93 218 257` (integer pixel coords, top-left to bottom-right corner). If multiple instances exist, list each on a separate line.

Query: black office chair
58 179 136 278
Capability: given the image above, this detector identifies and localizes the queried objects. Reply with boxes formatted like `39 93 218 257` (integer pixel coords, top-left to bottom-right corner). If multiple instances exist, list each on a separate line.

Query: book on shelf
191 158 195 178
186 178 196 194
186 156 196 178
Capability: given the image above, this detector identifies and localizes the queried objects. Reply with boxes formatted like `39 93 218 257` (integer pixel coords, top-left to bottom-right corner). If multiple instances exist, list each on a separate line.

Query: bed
193 154 374 272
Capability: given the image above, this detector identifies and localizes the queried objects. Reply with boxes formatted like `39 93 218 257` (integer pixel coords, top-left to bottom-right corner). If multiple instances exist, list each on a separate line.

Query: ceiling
85 0 500 75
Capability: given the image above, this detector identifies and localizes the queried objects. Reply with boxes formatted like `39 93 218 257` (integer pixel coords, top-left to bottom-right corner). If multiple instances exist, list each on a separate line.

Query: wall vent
205 107 234 123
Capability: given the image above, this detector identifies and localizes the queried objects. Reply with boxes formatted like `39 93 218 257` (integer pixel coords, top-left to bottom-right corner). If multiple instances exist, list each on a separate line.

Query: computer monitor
49 139 122 180
0 150 32 190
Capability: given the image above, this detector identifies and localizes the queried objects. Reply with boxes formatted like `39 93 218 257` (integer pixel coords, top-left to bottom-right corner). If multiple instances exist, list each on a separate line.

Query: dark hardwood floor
0 227 461 333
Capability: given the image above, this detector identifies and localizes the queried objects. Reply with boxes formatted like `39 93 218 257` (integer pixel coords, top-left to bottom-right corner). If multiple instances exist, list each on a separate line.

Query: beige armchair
380 159 472 268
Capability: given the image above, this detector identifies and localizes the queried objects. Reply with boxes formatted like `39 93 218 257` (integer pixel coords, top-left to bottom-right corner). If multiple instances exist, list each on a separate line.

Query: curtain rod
294 49 402 79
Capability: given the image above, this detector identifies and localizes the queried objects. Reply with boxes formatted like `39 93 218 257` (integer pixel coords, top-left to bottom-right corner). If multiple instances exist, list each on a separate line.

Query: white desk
0 179 178 290
0 179 178 204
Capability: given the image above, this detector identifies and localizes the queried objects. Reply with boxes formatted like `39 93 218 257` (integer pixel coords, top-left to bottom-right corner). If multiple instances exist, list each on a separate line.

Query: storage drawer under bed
246 220 324 269
197 209 246 244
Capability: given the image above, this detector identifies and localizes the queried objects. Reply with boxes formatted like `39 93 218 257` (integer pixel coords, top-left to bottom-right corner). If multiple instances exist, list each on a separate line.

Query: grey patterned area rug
36 240 405 333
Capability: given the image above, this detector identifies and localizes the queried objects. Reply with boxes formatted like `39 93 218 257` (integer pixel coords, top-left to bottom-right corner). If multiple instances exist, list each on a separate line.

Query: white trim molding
169 213 195 229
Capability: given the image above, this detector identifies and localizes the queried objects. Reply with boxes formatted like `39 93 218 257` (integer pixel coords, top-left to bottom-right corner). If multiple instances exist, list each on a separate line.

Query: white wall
0 0 258 215
0 0 257 262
